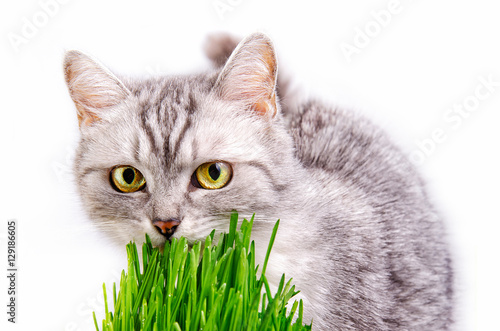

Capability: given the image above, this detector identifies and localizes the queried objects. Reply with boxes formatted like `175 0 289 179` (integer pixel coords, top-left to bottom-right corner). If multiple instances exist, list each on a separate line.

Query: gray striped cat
64 33 454 330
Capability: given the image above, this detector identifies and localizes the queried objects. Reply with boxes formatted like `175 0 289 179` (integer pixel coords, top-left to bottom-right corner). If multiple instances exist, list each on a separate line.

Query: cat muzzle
153 218 181 240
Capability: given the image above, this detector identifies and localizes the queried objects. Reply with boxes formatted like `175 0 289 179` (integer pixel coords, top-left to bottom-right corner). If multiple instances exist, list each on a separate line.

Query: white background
1 0 499 330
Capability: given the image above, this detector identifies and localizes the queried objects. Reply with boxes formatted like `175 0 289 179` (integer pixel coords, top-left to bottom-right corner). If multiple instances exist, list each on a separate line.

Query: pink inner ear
73 86 117 126
216 33 278 118
65 52 130 127
74 90 110 126
253 99 269 116
78 111 100 127
252 94 277 118
78 89 121 110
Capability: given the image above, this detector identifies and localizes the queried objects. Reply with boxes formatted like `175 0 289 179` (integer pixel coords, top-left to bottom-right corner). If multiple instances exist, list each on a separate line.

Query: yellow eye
110 166 146 193
194 162 232 190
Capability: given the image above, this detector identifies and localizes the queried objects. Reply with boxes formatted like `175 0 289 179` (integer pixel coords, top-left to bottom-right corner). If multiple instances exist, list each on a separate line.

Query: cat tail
203 32 297 116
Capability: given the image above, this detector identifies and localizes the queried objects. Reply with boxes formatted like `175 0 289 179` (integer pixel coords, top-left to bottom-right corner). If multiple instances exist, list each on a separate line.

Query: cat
64 32 454 330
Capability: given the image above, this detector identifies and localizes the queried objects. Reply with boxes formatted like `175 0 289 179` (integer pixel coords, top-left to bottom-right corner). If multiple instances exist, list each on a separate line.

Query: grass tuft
94 213 312 331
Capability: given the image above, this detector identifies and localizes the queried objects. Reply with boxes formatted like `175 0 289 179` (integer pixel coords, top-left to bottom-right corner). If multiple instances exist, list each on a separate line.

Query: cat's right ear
63 50 131 128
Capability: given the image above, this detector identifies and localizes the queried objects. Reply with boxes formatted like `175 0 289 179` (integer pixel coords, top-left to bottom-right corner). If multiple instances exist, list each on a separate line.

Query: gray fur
64 33 453 330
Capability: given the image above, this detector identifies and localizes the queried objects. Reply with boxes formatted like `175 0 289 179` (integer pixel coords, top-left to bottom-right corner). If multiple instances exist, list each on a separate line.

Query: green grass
94 213 312 331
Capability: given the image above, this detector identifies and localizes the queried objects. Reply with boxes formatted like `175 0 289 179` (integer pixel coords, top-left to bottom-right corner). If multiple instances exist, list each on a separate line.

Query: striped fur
65 33 454 330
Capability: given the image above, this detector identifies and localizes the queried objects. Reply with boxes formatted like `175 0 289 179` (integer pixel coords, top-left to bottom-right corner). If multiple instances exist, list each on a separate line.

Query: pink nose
153 218 181 239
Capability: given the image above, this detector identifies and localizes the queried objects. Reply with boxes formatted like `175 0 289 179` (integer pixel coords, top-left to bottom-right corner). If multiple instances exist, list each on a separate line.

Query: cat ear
64 50 131 127
214 33 278 118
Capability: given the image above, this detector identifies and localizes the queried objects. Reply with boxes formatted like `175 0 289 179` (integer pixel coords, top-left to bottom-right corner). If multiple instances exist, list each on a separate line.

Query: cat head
64 33 299 247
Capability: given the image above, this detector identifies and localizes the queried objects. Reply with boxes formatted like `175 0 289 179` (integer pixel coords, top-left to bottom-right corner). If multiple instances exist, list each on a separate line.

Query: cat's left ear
214 33 278 119
64 50 131 128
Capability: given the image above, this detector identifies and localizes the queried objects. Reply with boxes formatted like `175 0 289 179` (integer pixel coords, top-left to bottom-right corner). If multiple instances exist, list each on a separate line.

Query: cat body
64 33 453 330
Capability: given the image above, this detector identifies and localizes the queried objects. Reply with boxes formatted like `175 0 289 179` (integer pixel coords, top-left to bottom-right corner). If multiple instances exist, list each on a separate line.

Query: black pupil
208 163 221 180
123 168 136 184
